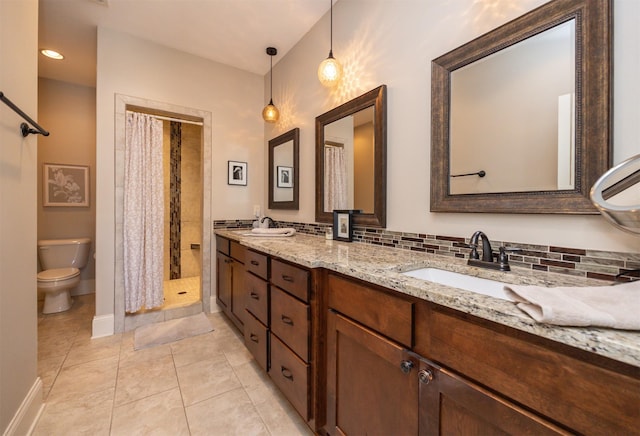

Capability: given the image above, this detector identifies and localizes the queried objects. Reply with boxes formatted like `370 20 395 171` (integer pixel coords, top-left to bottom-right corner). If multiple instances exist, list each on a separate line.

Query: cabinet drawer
246 250 269 280
421 307 640 435
271 259 309 302
244 311 269 372
230 241 245 263
271 286 309 361
245 273 269 325
269 334 309 421
215 235 230 255
327 273 414 348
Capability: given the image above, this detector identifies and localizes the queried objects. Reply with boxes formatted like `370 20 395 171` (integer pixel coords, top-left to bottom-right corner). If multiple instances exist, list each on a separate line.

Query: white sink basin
402 267 512 300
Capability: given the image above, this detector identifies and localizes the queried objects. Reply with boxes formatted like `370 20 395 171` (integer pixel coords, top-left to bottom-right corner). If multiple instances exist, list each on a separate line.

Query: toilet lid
38 267 80 282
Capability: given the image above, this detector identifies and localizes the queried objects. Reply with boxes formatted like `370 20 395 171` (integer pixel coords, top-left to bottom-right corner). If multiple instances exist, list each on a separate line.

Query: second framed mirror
316 85 387 227
269 128 299 210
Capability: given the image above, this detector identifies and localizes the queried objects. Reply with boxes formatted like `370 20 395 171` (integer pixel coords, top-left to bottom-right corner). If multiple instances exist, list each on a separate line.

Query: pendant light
262 47 280 123
318 0 342 87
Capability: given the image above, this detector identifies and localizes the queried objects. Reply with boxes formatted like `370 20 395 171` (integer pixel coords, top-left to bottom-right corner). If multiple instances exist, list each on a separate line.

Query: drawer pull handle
250 260 260 266
250 292 260 300
281 315 294 326
400 360 414 374
249 334 259 343
282 274 294 282
281 366 294 381
224 259 232 264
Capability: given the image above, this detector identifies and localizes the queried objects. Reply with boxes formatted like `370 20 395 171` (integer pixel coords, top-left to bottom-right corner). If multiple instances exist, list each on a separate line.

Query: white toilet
37 238 91 314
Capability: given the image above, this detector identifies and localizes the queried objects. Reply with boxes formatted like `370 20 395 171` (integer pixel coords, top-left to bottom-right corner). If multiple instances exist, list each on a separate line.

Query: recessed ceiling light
41 49 64 60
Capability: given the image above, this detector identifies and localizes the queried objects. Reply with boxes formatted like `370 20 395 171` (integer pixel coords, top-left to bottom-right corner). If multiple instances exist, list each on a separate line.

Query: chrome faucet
462 230 520 272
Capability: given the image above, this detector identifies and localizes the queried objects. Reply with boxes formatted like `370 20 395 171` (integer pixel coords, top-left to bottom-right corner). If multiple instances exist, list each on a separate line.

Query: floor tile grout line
171 340 194 435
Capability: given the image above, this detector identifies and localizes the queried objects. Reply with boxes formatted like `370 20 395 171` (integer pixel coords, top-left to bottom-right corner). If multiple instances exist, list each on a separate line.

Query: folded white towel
504 281 640 330
247 227 296 237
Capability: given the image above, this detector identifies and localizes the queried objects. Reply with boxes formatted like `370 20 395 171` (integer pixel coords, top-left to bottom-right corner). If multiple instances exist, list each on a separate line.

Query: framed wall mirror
431 0 611 214
269 128 299 210
316 85 387 227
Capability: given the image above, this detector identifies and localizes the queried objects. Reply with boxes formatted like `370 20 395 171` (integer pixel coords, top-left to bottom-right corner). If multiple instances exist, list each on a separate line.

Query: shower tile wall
180 123 202 279
163 121 202 282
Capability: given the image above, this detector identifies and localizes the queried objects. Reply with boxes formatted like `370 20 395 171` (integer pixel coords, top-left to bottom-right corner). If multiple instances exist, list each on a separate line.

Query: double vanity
215 230 639 435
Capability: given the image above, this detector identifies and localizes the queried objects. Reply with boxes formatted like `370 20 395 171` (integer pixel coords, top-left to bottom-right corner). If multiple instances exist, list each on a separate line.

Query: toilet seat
37 267 80 282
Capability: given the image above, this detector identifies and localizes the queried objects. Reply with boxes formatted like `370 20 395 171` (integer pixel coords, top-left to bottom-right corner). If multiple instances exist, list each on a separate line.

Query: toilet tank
38 238 91 270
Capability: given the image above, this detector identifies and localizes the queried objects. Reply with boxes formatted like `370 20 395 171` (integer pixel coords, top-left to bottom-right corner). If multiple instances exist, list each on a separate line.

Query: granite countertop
215 229 640 369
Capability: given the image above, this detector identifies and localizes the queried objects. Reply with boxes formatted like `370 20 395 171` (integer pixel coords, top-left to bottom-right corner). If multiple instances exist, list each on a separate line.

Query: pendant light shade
263 47 279 123
318 0 342 87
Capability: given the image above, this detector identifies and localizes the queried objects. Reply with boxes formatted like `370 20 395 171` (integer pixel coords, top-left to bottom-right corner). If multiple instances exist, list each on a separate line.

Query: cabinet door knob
281 315 294 326
250 260 259 266
250 292 260 300
249 333 259 343
282 274 294 282
281 366 294 381
418 369 434 384
400 360 414 374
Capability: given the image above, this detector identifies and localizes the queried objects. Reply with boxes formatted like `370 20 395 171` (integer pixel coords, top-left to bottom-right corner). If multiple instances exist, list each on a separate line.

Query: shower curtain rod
0 91 50 137
126 110 203 126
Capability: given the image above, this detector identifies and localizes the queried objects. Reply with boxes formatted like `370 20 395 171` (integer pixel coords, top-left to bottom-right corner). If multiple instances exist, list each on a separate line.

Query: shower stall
114 94 212 333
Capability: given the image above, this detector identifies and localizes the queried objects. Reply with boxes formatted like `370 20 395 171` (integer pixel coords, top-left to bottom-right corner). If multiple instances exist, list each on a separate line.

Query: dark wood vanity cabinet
220 242 317 426
215 236 246 331
324 272 640 436
215 238 639 435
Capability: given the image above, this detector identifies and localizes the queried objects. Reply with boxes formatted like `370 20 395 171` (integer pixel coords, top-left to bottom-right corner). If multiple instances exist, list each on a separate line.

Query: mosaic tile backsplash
213 219 640 283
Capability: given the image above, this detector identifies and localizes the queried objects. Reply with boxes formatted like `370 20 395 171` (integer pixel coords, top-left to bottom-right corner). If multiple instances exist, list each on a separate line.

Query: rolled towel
249 227 296 237
504 281 640 330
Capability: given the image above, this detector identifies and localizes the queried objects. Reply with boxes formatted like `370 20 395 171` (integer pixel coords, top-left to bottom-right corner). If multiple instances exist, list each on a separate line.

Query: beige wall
264 0 640 254
38 78 96 294
0 0 42 433
96 28 263 334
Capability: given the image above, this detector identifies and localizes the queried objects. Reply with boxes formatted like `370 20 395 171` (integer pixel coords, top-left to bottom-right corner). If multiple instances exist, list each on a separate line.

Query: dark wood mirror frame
431 0 611 214
269 127 299 210
316 85 387 227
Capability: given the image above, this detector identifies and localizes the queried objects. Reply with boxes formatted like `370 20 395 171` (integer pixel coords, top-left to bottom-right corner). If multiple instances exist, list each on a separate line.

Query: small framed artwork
333 210 354 242
228 161 248 186
277 166 293 188
43 163 90 207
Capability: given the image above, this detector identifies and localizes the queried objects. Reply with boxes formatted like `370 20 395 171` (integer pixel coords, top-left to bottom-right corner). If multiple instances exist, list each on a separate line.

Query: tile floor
34 294 312 435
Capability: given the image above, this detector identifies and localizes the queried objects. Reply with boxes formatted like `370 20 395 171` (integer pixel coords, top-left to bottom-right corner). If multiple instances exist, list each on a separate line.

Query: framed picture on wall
43 163 90 207
277 166 293 188
228 161 247 186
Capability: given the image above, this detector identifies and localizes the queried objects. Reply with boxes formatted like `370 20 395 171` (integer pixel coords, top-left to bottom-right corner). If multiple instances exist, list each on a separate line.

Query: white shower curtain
124 112 164 313
324 145 348 212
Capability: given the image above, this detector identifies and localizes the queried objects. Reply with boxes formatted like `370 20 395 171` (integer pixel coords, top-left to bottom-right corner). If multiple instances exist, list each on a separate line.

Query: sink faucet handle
497 246 522 271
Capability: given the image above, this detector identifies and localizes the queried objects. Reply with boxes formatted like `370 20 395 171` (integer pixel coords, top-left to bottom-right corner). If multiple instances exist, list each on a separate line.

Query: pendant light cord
270 54 273 103
329 0 334 55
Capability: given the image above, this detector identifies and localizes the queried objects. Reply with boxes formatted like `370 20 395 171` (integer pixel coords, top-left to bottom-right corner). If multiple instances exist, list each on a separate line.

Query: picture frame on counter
333 209 357 242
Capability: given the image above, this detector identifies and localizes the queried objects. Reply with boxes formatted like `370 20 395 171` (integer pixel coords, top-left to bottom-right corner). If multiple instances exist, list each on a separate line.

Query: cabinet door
326 310 418 436
216 251 232 309
230 260 245 329
418 359 569 436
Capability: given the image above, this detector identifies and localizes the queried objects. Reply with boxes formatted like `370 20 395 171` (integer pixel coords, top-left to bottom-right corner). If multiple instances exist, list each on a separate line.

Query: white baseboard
92 314 114 338
2 377 43 436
